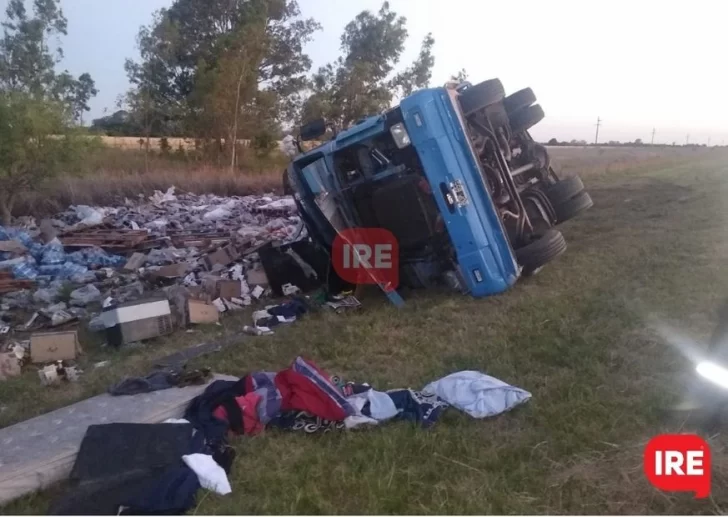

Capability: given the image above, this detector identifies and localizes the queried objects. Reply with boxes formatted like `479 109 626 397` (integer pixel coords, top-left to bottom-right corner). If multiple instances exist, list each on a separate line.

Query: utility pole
708 136 711 147
651 127 656 145
594 116 602 145
686 133 690 145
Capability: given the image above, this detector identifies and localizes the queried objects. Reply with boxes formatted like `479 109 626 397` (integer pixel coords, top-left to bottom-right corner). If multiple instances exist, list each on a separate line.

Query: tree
301 2 435 129
0 0 97 122
0 92 77 224
450 68 468 82
547 138 559 145
634 138 643 145
125 0 320 141
91 110 138 136
0 0 98 223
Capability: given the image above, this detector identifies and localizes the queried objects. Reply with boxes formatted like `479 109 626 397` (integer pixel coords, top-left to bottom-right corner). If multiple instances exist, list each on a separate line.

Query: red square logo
332 228 399 291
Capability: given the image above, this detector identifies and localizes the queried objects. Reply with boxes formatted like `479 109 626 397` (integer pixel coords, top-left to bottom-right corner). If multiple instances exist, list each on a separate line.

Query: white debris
203 207 232 221
282 283 300 296
149 186 177 204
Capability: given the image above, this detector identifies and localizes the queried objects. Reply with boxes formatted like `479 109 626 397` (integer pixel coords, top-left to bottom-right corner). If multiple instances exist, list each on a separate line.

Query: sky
5 0 726 144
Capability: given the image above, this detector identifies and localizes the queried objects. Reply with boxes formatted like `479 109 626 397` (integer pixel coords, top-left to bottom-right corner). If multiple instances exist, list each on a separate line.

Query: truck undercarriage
288 78 593 295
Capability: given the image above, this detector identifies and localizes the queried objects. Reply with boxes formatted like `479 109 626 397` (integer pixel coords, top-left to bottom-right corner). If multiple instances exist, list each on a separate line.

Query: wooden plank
0 373 237 505
0 279 34 294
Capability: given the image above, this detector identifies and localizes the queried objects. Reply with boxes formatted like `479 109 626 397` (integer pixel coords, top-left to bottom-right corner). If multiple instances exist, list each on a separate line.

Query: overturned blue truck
283 79 593 302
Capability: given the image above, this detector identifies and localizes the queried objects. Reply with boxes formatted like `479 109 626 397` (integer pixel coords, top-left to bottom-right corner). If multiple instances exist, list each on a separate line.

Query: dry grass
12 147 288 216
12 145 710 219
548 145 713 176
15 167 283 216
99 136 261 151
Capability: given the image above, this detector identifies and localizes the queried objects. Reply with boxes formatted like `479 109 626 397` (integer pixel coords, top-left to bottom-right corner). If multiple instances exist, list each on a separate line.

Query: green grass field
3 149 728 514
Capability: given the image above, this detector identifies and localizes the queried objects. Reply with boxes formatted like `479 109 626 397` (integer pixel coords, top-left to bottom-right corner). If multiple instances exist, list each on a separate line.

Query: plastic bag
69 271 97 284
149 186 177 204
40 238 65 265
67 247 125 268
72 205 106 227
12 258 38 280
203 207 232 221
33 287 60 304
70 284 101 306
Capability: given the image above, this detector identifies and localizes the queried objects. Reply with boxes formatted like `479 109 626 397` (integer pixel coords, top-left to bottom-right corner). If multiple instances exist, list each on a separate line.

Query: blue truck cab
286 79 592 298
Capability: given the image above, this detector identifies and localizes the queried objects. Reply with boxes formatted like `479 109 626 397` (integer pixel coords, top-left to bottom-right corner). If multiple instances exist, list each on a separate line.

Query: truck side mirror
300 118 327 141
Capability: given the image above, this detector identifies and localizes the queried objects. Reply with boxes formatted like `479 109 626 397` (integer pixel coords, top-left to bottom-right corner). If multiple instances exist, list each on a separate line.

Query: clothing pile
52 359 531 515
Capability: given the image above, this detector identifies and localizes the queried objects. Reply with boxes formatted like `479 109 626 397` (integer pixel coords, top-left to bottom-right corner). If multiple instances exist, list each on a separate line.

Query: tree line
90 0 436 164
0 0 438 222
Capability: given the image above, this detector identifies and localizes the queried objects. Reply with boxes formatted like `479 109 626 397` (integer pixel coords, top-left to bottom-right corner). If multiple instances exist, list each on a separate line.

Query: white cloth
346 389 398 422
344 415 379 429
182 453 232 495
423 371 531 419
163 418 190 424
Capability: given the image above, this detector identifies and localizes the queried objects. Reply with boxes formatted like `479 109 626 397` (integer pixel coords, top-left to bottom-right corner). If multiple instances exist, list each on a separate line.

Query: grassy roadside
4 151 728 514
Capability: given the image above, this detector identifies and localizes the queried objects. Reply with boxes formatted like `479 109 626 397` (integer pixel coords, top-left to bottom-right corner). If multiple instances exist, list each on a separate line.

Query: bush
252 131 278 157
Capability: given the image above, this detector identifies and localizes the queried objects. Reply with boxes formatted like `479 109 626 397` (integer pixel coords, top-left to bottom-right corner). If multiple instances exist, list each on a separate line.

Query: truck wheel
458 79 505 116
509 104 545 133
282 168 293 195
543 175 584 205
504 87 536 114
515 229 567 275
554 191 593 223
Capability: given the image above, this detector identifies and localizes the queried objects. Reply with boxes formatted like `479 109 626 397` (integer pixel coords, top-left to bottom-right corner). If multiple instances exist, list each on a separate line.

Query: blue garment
183 379 247 445
385 389 448 428
121 465 201 515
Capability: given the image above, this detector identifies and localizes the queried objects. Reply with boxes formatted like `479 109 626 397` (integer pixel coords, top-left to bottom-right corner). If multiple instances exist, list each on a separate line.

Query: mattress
0 373 237 505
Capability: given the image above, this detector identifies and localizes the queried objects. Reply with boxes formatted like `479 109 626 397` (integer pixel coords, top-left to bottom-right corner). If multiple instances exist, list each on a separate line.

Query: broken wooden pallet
0 278 34 294
59 229 163 253
166 230 231 248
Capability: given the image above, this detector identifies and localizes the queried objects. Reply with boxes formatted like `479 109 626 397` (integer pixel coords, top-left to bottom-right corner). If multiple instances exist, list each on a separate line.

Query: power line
594 116 602 145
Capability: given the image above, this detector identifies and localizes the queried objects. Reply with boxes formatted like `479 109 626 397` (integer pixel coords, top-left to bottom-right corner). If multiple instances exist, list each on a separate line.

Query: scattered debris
282 283 300 296
326 295 362 314
0 352 21 380
0 190 321 350
38 361 82 386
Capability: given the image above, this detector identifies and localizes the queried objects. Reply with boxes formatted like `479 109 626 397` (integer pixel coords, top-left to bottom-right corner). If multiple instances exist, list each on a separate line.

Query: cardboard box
202 244 240 270
187 286 211 303
124 252 147 271
188 300 220 324
150 263 189 279
30 331 83 363
246 268 269 287
217 280 242 300
102 298 174 347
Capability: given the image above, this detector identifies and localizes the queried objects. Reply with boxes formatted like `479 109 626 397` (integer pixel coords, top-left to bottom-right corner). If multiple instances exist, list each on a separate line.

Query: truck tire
282 168 293 196
509 104 545 133
515 229 567 275
458 79 505 116
504 87 536 114
554 191 593 223
543 175 584 205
